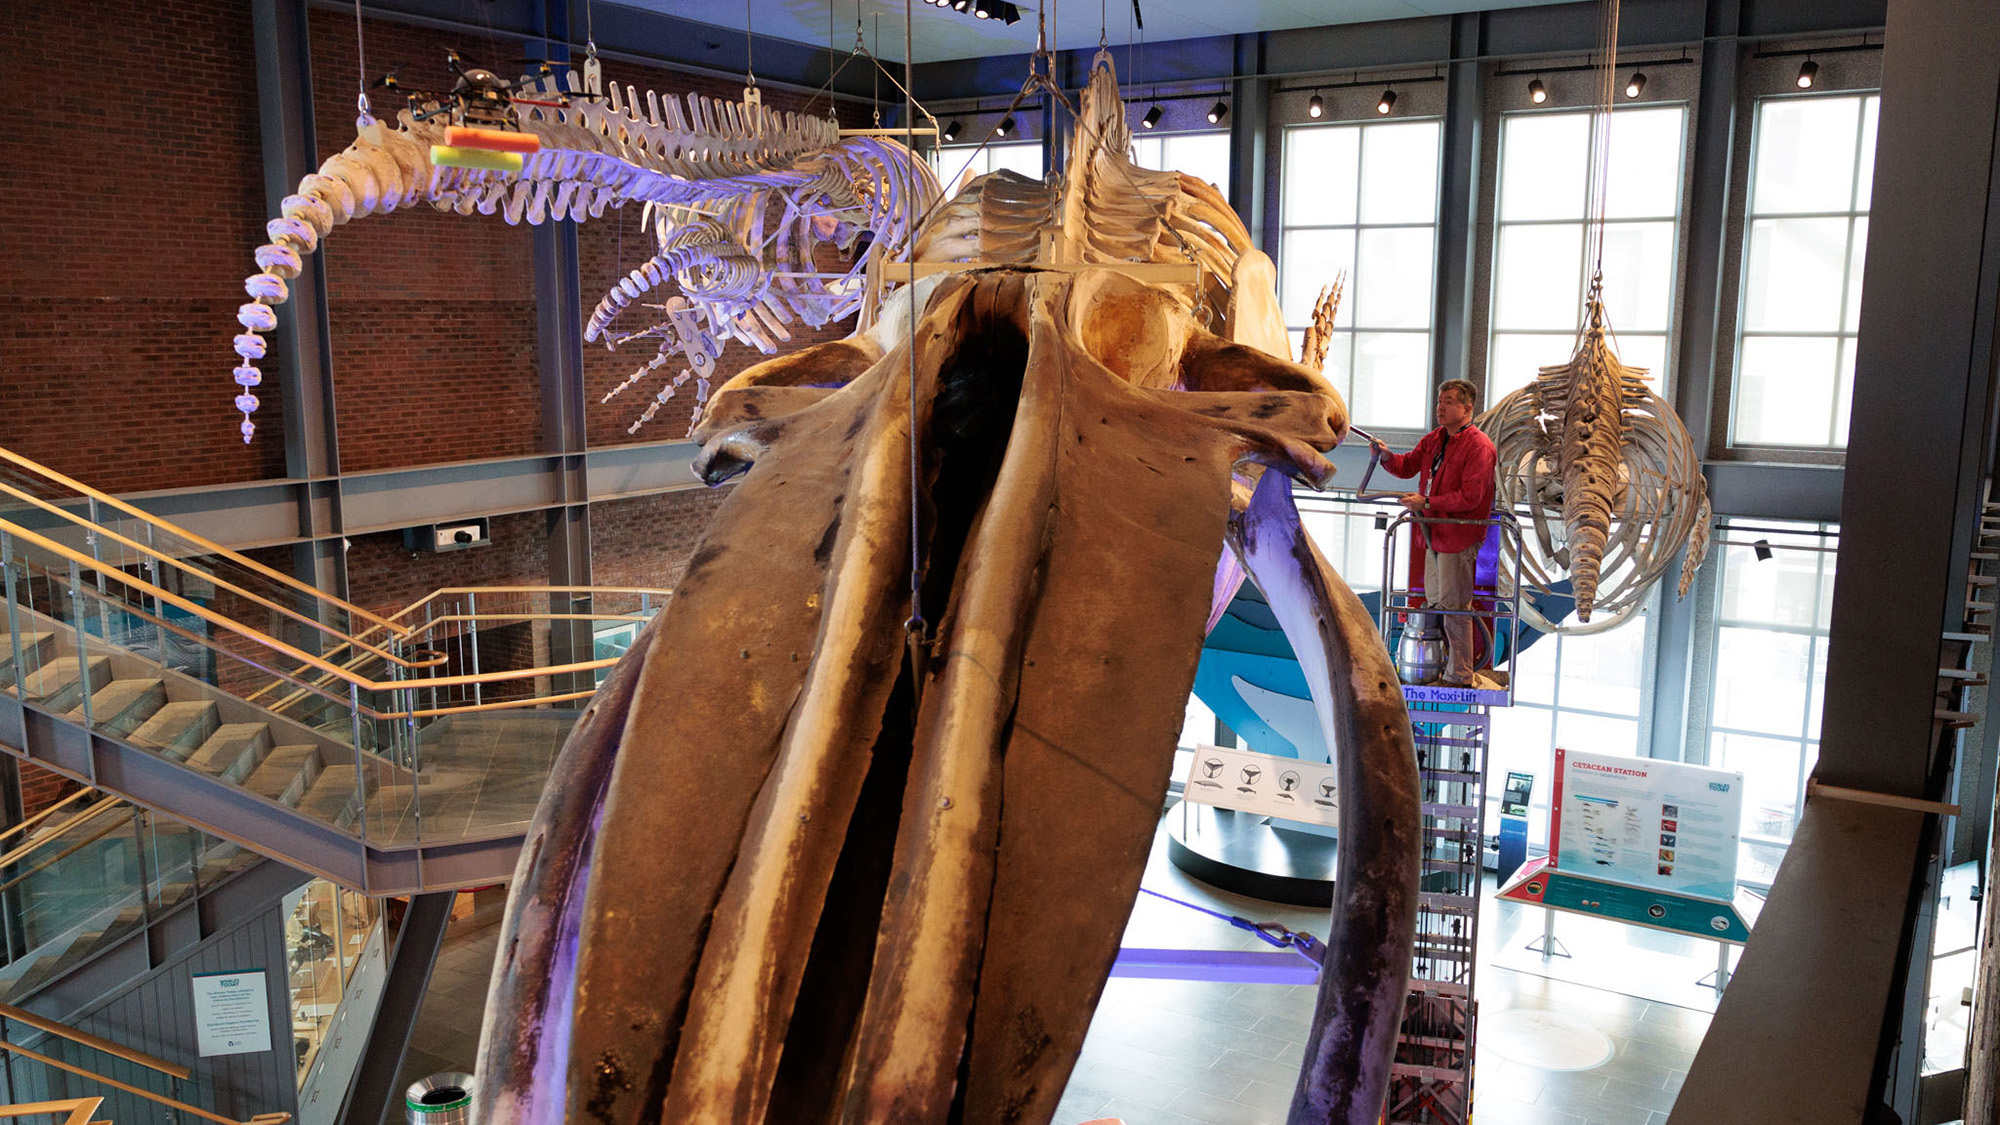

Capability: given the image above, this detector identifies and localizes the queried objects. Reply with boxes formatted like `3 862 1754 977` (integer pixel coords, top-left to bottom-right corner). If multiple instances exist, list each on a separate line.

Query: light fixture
1000 2 1021 22
1307 91 1324 119
1797 59 1819 88
1753 539 1773 562
1141 104 1162 129
1376 88 1396 115
1207 100 1228 124
973 0 992 18
951 0 970 9
1625 71 1646 98
996 114 1015 137
1528 77 1547 104
942 119 961 141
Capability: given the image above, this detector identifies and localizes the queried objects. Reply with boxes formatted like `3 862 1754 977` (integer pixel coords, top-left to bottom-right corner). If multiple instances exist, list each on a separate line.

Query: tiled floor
393 812 1722 1124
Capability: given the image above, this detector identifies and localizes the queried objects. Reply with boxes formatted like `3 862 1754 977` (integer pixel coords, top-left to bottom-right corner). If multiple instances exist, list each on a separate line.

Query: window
936 141 1045 189
1702 521 1836 886
1487 599 1655 844
1731 95 1879 448
1130 131 1230 190
1488 106 1687 403
1278 119 1443 431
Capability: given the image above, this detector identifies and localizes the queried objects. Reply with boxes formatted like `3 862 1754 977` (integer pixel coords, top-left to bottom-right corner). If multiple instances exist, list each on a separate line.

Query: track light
1796 59 1818 89
1528 77 1547 104
996 114 1014 137
951 0 970 9
972 0 992 19
1752 539 1773 562
1000 2 1021 22
1376 88 1396 115
1625 71 1646 98
1307 91 1323 119
942 120 961 141
1207 100 1228 124
1141 104 1162 129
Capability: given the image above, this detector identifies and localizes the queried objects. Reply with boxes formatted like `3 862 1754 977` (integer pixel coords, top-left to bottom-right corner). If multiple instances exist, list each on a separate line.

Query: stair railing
0 1098 103 1125
0 1030 289 1123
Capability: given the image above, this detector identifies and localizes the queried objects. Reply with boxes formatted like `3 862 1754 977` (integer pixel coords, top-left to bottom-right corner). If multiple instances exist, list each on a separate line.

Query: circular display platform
1164 801 1337 907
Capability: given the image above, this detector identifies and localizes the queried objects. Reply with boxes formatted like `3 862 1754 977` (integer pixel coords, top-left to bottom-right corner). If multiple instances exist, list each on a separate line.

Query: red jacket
1380 424 1497 554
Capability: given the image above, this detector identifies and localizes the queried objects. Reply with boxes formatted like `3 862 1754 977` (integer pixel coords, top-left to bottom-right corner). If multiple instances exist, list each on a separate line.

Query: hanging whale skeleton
233 49 1423 1125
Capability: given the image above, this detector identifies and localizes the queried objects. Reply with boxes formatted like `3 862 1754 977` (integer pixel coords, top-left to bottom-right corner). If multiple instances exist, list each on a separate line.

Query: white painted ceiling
622 0 1568 64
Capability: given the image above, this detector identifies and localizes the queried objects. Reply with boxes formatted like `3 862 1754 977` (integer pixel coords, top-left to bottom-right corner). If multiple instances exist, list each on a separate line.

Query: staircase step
0 631 55 689
66 678 166 737
185 723 274 781
19 656 111 712
129 701 221 760
245 746 320 807
299 765 370 828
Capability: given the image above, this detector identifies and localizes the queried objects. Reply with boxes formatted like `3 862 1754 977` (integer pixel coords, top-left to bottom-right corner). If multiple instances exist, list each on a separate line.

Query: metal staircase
0 446 669 896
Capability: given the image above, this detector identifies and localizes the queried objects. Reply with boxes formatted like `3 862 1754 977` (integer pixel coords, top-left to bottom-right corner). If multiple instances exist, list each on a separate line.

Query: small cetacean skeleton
1477 284 1712 632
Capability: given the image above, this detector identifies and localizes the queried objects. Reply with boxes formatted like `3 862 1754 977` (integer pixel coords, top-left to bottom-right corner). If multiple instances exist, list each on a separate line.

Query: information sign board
1181 744 1339 828
1551 748 1743 901
191 969 272 1057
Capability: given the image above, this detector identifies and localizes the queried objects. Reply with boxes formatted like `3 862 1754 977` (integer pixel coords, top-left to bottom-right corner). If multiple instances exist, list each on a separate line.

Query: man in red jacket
1370 379 1498 686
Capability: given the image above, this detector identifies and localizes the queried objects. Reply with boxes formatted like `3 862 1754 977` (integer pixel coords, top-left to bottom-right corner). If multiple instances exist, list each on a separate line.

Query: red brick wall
342 511 552 621
0 0 286 491
19 763 81 820
588 488 733 590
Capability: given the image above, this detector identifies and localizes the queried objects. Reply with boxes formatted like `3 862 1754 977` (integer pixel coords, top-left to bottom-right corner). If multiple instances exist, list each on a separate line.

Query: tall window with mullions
1730 94 1879 449
1487 106 1687 404
1277 118 1442 431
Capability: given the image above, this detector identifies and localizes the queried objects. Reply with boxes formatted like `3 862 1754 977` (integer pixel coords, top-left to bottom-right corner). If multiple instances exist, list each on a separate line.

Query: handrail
0 807 137 897
379 584 675 626
22 570 616 724
0 999 190 1079
0 1035 289 1124
0 481 444 674
0 1097 103 1125
0 788 98 848
3 519 617 698
0 445 403 640
0 796 124 871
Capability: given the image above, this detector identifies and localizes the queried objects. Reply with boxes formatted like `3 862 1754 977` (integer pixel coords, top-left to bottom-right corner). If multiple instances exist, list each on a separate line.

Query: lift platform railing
1375 508 1526 705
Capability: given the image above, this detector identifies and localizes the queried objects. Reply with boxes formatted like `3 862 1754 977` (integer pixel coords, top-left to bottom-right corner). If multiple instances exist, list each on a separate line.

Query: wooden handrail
0 1000 190 1079
2 520 616 697
0 483 440 672
0 797 123 870
0 806 136 895
0 787 98 847
0 445 400 639
0 1097 103 1125
0 1036 288 1124
380 584 673 626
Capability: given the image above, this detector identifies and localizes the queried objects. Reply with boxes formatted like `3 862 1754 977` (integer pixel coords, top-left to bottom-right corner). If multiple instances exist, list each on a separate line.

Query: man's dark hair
1438 379 1478 409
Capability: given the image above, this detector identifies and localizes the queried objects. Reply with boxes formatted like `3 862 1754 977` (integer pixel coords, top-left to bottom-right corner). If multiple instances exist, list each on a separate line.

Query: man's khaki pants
1424 543 1480 683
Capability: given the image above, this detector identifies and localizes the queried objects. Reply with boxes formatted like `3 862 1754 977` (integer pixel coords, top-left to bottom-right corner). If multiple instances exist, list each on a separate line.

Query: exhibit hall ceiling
621 0 1572 63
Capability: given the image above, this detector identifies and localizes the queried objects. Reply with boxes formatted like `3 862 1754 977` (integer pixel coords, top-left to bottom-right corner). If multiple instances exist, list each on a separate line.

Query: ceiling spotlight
942 119 961 141
1207 100 1228 124
996 114 1015 137
1376 88 1397 115
972 0 992 18
951 0 970 10
1141 104 1162 129
1000 2 1021 22
1752 539 1773 562
1625 71 1646 98
1796 59 1819 89
1307 91 1324 119
1528 77 1547 104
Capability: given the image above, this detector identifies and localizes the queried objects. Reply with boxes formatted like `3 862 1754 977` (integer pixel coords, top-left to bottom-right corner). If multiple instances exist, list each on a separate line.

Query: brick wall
0 0 287 490
19 763 80 820
588 488 733 591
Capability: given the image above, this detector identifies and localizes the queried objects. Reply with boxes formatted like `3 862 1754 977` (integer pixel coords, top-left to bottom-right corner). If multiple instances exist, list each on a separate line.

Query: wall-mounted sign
1551 748 1743 901
1181 743 1339 828
192 969 272 1057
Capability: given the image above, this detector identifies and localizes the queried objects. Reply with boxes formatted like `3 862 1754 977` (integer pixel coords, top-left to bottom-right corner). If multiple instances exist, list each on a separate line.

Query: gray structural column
339 891 456 1125
1650 0 1740 761
252 0 350 605
1431 13 1482 392
533 0 596 692
1230 34 1270 255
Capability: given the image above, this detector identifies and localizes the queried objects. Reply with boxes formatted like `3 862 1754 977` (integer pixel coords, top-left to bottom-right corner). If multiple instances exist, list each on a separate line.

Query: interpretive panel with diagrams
1181 743 1340 828
1552 747 1744 901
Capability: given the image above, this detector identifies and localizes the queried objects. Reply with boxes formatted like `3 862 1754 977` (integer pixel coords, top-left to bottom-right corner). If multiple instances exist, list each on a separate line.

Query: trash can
405 1072 474 1125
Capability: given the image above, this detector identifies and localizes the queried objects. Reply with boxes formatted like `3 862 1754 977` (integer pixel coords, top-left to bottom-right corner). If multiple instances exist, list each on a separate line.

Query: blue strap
1137 888 1326 967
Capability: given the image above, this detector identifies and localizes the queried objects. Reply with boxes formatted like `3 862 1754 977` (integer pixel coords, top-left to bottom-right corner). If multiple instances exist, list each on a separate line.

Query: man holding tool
1368 379 1497 687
